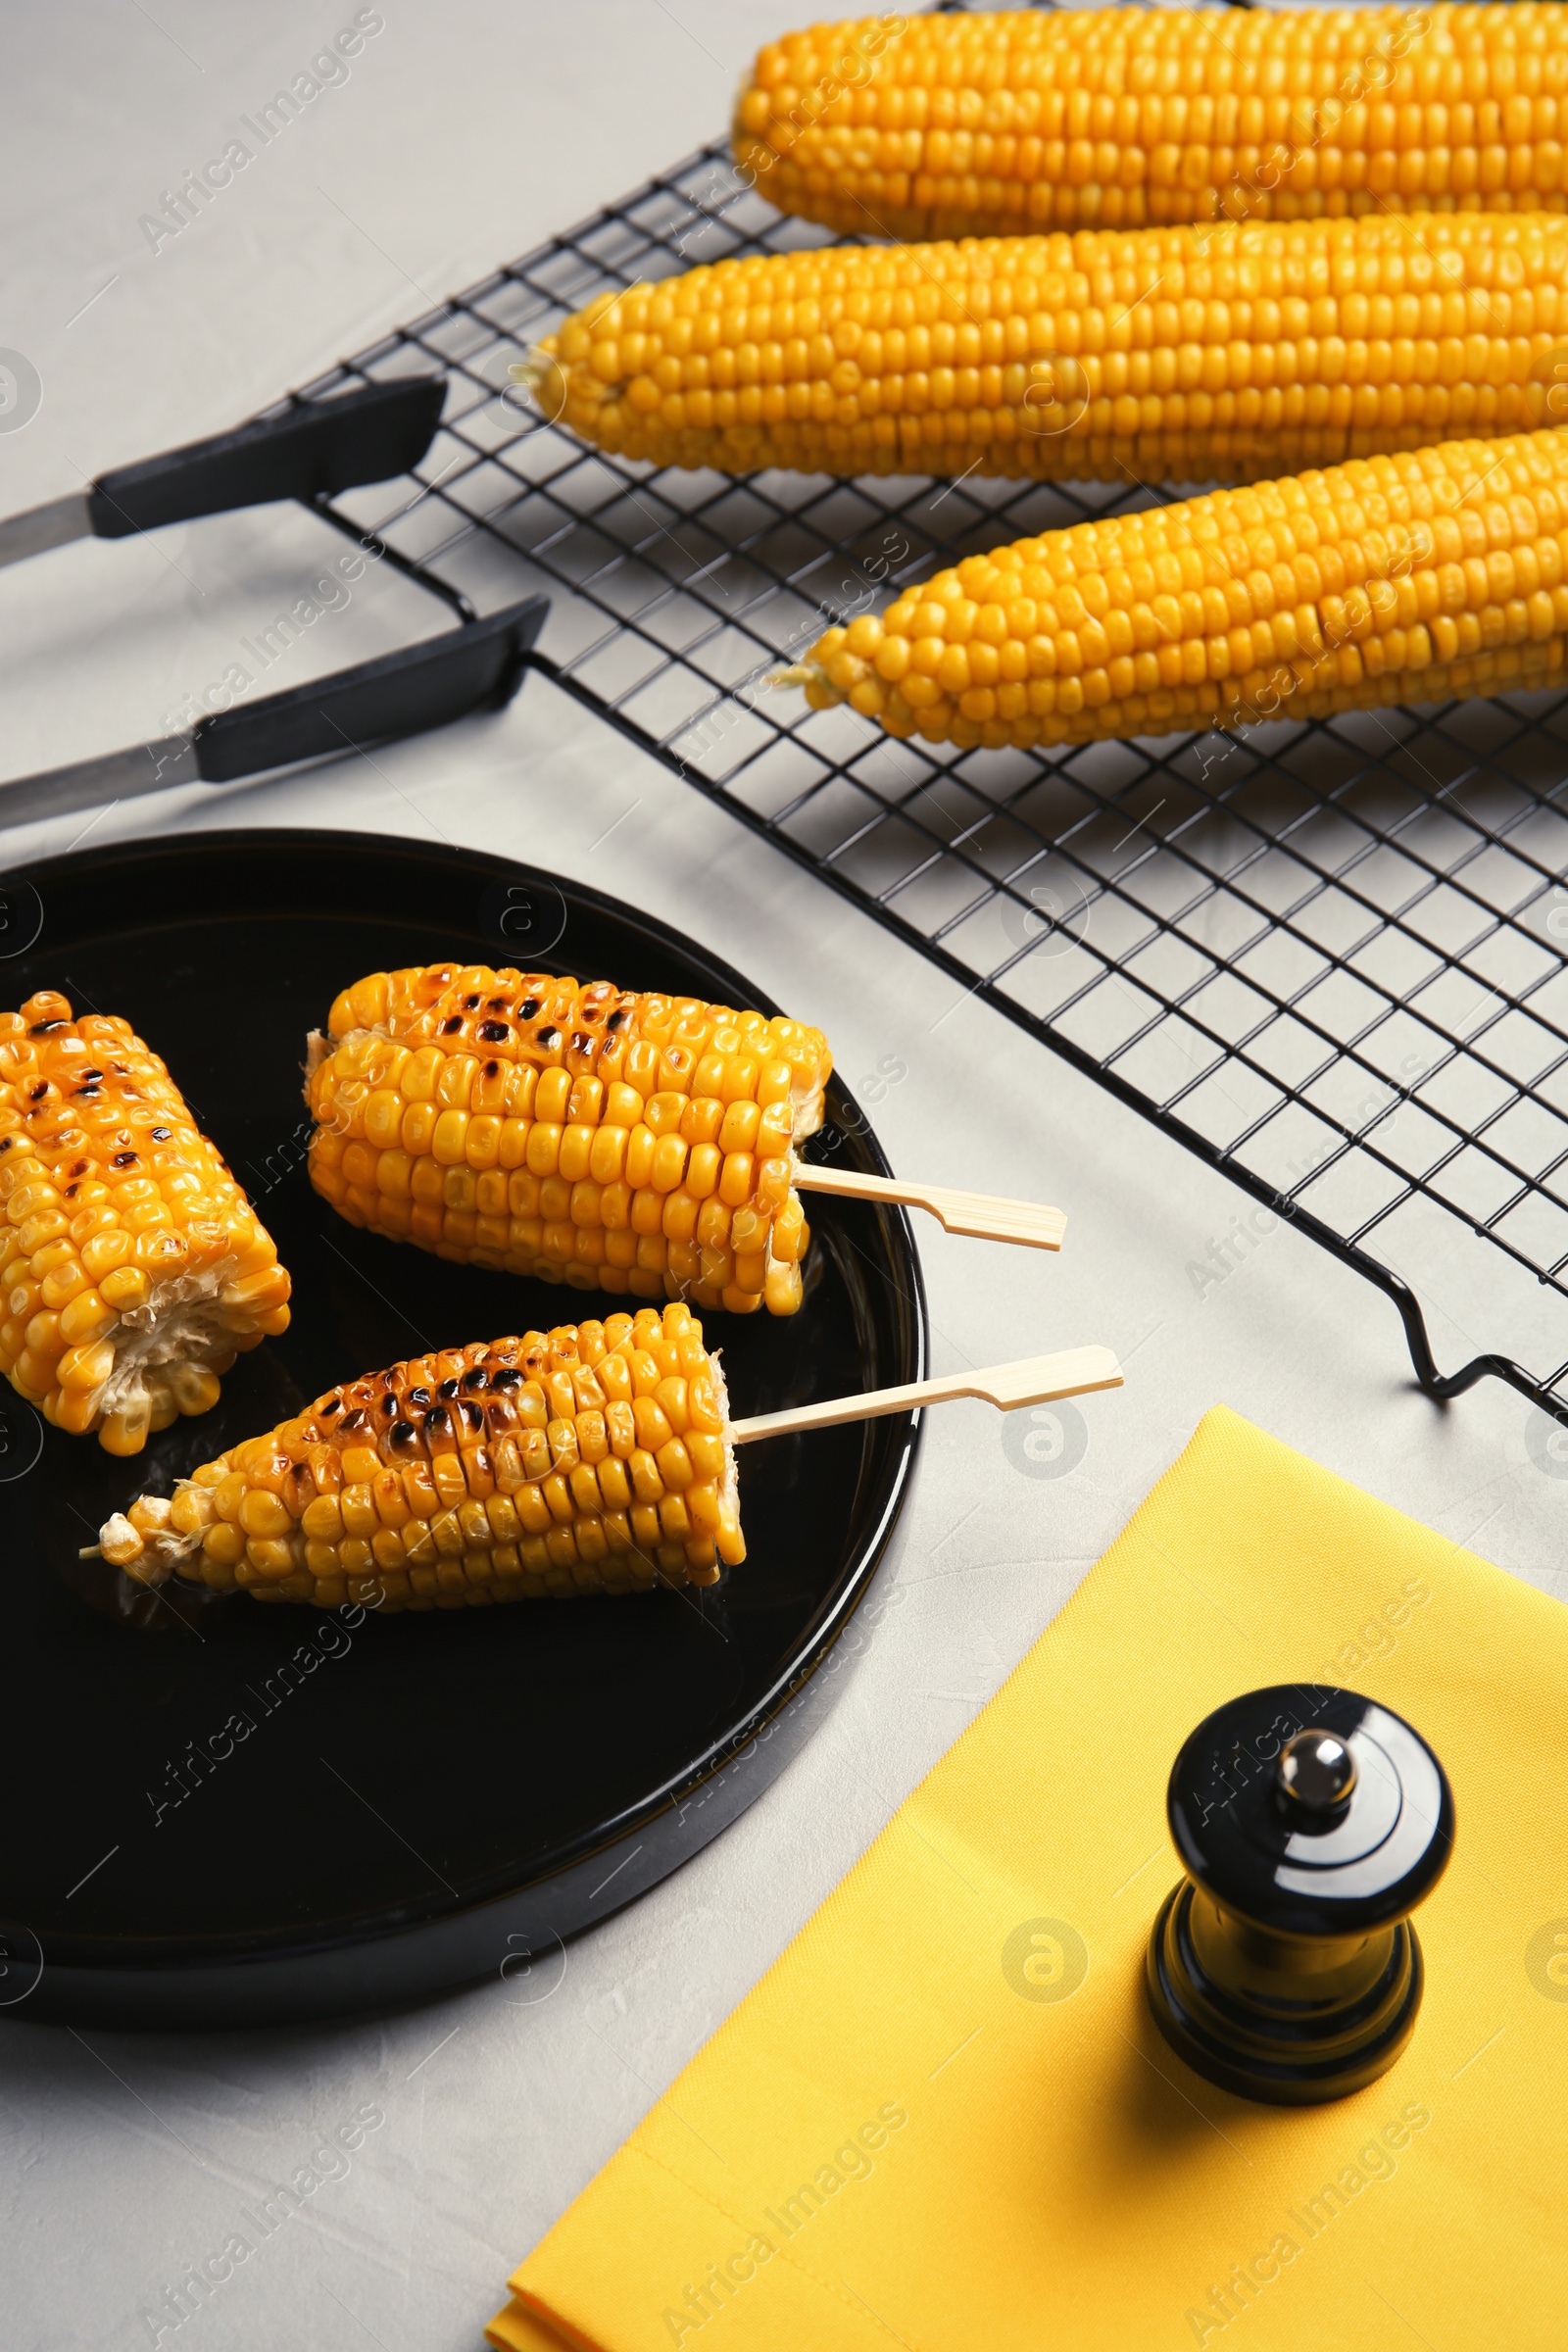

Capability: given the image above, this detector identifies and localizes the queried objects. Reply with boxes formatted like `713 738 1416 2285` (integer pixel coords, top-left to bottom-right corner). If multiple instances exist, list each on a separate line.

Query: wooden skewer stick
728 1344 1121 1446
794 1162 1066 1251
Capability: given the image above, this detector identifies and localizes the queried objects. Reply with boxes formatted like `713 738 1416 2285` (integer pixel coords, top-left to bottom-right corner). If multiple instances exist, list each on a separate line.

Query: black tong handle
86 377 447 539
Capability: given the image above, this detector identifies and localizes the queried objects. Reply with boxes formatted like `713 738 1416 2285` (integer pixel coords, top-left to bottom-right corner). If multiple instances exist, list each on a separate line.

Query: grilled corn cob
735 6 1568 242
783 424 1568 748
524 214 1568 487
0 991 291 1453
307 965 832 1315
94 1305 743 1608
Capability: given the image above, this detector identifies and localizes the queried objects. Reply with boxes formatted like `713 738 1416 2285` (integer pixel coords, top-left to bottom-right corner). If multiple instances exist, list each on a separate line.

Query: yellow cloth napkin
489 1405 1567 2352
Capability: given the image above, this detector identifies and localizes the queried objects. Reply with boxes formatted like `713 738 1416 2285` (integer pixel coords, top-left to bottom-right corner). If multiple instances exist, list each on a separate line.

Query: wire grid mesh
293 139 1568 1430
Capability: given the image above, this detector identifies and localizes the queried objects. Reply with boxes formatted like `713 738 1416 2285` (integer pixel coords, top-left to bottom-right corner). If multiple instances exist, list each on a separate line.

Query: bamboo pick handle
794 1163 1066 1251
728 1345 1122 1445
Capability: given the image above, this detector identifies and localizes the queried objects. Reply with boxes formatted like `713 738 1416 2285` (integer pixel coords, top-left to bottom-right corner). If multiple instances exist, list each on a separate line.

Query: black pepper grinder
1145 1686 1454 2105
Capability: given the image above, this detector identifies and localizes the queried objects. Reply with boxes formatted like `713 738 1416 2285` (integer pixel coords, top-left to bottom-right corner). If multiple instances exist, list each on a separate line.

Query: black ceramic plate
0 830 924 2028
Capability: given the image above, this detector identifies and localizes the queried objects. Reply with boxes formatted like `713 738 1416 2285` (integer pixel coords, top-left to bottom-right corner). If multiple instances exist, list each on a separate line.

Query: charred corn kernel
0 990 290 1453
93 1307 746 1609
307 965 833 1316
735 6 1568 243
783 425 1568 749
526 214 1568 486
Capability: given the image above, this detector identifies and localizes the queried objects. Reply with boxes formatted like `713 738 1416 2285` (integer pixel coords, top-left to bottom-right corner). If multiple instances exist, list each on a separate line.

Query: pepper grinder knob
1145 1686 1454 2105
1277 1727 1356 1815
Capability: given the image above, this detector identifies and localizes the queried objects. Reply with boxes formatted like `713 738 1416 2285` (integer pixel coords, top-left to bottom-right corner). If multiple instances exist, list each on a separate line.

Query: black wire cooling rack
285 137 1568 1432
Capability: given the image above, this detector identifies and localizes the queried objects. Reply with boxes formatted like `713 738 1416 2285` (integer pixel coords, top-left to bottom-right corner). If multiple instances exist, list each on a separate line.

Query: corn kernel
0 995 288 1449
790 425 1568 750
308 965 832 1316
529 200 1568 492
92 1308 745 1609
735 9 1567 243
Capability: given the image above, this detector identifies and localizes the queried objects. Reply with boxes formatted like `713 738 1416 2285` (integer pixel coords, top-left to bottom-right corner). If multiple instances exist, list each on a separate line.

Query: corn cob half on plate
522 214 1568 489
307 964 832 1314
95 1305 742 1610
784 424 1568 750
735 5 1568 243
0 992 291 1452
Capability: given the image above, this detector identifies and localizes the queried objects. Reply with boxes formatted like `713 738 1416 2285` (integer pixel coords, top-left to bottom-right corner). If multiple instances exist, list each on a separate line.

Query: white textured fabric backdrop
0 6 1559 2347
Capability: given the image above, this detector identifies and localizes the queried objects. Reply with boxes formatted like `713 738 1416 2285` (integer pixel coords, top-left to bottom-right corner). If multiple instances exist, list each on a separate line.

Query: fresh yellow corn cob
94 1305 743 1610
0 991 291 1453
307 965 832 1316
524 214 1568 487
782 424 1568 748
735 6 1568 242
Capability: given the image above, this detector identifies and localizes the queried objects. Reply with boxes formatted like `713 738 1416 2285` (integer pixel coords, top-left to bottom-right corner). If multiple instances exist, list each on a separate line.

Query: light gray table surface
0 7 1562 2347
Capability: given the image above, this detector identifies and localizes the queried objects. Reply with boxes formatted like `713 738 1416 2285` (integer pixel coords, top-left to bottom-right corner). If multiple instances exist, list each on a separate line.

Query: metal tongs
0 376 554 823
0 377 445 569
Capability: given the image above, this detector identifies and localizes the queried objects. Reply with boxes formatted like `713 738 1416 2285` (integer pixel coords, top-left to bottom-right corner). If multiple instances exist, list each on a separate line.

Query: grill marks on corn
307 963 832 1316
98 1304 744 1611
735 4 1568 244
535 215 1568 488
795 423 1568 749
0 991 291 1452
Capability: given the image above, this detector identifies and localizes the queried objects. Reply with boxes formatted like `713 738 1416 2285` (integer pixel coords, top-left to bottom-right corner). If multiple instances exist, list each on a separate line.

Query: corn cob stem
523 216 1568 488
794 1163 1066 1251
510 346 566 425
0 990 290 1451
728 1344 1121 1445
735 6 1568 244
782 425 1568 750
